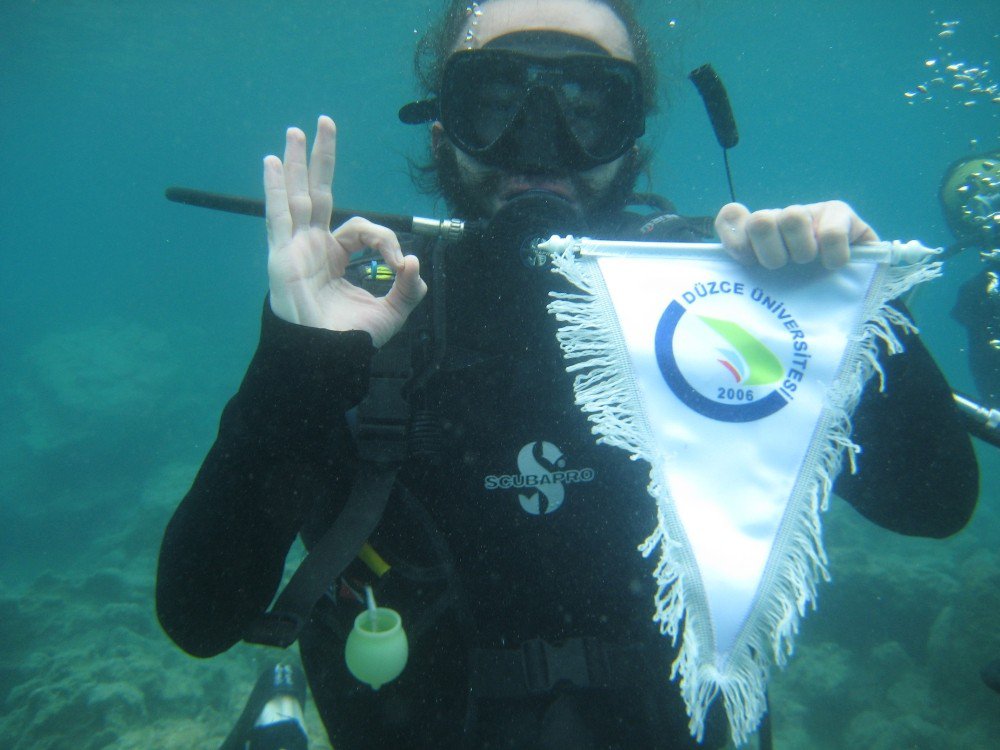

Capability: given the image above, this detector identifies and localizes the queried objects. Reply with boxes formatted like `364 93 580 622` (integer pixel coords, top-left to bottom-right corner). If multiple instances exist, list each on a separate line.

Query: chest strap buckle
472 636 633 699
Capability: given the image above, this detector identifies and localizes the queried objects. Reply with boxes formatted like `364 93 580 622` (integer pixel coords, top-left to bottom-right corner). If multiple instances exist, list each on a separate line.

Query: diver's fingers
384 255 428 320
777 205 818 264
715 203 756 265
330 217 404 270
309 116 336 228
745 209 789 269
283 127 312 230
814 200 878 269
263 155 293 250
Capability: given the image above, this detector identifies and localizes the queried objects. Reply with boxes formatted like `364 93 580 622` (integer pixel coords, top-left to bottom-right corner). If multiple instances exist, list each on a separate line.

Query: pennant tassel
549 259 654 461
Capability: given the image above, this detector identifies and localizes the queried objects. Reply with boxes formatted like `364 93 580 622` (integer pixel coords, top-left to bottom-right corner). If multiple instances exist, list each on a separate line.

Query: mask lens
441 53 526 151
554 59 640 160
469 71 524 148
440 51 643 165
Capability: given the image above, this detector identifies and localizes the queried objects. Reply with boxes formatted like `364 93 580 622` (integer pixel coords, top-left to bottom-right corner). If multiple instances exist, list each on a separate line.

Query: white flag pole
537 235 941 266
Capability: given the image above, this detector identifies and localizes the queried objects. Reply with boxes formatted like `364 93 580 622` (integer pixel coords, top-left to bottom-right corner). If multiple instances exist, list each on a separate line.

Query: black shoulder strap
245 309 413 648
244 461 400 648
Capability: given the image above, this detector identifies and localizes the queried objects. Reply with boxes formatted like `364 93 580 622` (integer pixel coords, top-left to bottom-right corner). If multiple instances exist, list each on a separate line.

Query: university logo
483 441 596 515
654 280 812 423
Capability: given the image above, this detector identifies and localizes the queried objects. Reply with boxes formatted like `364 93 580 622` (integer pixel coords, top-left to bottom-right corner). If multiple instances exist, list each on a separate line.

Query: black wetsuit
157 212 979 749
952 261 1000 405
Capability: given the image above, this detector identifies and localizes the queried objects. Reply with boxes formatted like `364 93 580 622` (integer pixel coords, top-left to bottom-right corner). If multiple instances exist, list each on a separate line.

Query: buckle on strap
355 375 409 462
243 611 303 649
353 328 413 463
472 637 614 698
523 637 610 694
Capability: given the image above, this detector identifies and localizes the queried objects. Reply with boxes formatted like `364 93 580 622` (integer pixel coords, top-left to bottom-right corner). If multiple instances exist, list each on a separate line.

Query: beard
433 138 645 226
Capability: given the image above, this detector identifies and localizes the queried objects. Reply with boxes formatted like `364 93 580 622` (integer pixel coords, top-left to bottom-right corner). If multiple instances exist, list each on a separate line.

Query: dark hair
414 0 659 114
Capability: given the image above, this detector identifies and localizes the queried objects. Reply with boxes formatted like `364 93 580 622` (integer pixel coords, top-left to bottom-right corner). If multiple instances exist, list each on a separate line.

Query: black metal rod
165 186 417 235
953 391 1000 449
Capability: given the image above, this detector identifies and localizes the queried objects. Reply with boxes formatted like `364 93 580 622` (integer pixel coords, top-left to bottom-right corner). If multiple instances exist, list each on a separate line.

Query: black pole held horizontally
164 186 468 242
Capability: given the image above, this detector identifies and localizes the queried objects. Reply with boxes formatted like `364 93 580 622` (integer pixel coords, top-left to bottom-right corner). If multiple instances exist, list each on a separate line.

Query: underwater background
1 0 998 747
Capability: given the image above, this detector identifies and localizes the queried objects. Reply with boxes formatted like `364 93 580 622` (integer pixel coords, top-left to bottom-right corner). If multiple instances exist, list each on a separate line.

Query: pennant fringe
547 247 941 745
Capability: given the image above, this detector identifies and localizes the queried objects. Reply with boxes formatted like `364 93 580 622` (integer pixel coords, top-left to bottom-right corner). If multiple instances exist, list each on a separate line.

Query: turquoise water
0 1 997 747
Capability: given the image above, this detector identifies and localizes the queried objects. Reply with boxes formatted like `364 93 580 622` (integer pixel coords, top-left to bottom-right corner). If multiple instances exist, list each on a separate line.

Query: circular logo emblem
654 293 805 423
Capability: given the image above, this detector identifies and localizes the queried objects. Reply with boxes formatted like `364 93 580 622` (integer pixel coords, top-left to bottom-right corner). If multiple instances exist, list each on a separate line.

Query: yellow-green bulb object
345 606 408 690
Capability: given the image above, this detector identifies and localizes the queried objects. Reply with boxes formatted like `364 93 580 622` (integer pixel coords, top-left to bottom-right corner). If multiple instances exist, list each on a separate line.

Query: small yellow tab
359 543 391 577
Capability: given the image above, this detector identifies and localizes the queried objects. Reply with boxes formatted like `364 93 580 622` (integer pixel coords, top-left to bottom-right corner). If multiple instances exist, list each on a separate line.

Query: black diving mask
401 48 645 172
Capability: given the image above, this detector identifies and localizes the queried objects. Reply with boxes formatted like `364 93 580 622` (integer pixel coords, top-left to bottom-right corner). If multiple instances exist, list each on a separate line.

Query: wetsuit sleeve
156 301 375 657
833 318 979 538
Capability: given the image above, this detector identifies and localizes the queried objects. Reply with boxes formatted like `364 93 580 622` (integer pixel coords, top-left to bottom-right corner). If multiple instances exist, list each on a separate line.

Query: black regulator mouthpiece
478 190 587 267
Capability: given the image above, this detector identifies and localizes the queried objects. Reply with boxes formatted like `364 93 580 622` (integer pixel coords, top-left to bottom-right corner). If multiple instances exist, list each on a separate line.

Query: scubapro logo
654 280 812 423
483 441 596 515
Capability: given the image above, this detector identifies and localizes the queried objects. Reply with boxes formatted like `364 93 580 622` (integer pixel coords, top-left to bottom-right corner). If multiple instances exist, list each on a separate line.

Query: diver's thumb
385 254 427 319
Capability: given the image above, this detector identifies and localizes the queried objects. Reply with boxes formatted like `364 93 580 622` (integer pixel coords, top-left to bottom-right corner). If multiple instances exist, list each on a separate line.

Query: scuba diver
940 150 1000 702
155 1 979 748
944 149 1000 406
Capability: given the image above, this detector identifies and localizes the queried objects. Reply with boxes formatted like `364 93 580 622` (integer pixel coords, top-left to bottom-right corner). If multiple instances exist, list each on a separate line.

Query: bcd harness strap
471 638 652 698
244 313 412 649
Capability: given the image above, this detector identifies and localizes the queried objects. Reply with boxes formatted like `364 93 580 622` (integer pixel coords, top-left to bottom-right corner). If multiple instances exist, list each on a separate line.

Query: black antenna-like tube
689 64 740 203
165 186 473 242
688 64 739 149
164 186 416 235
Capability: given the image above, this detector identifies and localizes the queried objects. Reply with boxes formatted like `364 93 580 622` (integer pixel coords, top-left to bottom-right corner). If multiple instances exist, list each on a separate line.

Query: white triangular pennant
545 237 940 744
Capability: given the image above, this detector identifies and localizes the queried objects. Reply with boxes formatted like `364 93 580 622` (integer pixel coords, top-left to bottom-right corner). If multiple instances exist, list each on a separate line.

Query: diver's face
435 0 639 221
